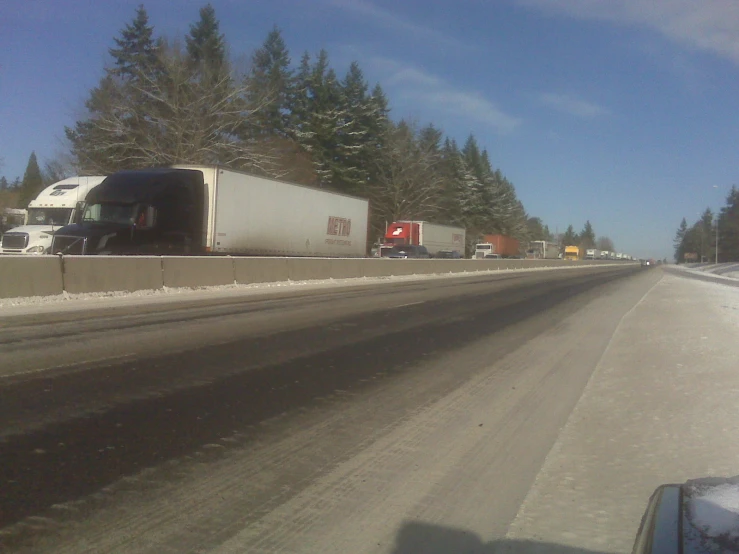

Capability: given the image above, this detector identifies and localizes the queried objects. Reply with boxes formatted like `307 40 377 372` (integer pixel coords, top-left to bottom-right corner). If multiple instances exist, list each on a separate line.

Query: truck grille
1 233 29 250
51 235 87 255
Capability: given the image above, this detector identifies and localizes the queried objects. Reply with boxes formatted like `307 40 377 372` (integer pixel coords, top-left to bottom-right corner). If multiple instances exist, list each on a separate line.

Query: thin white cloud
517 0 739 64
537 92 609 118
370 57 443 87
328 0 467 49
369 57 521 133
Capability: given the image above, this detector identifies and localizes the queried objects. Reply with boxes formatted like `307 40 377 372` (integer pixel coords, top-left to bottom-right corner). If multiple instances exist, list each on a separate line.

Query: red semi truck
380 221 465 258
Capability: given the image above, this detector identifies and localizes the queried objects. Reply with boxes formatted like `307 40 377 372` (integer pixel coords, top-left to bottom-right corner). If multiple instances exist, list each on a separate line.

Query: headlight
26 245 45 254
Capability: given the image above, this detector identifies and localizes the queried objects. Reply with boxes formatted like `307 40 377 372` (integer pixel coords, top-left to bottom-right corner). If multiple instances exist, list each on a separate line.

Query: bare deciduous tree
596 236 615 252
367 122 444 234
67 43 291 178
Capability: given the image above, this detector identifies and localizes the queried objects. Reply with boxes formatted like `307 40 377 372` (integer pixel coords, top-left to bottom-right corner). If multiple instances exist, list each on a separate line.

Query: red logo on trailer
326 216 352 237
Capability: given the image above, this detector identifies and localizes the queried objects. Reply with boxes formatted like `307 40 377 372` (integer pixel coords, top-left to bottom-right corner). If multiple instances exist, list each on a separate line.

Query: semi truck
564 245 580 261
584 248 599 260
526 240 560 259
1 208 27 234
1 176 107 255
51 166 369 257
380 221 465 258
474 234 520 259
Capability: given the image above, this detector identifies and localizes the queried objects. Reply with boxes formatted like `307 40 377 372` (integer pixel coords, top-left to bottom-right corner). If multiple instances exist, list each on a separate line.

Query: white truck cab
474 243 494 259
0 176 106 255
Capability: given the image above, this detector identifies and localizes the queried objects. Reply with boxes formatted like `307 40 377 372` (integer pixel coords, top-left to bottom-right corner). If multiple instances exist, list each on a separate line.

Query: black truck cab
51 168 205 255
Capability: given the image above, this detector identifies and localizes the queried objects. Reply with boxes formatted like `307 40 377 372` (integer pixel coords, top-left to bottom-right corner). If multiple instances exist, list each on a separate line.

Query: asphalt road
0 265 655 553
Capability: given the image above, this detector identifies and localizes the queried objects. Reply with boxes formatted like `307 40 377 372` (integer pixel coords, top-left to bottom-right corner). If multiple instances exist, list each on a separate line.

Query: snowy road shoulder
506 272 739 553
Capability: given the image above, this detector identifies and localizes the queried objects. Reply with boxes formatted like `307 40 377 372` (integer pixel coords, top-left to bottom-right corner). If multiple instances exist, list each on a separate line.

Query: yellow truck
564 245 580 261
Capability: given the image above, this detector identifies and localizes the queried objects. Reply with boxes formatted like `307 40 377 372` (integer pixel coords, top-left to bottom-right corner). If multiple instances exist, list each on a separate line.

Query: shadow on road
391 521 612 554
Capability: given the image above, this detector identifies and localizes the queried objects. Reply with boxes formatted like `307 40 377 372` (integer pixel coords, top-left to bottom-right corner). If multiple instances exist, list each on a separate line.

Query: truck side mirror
74 202 84 225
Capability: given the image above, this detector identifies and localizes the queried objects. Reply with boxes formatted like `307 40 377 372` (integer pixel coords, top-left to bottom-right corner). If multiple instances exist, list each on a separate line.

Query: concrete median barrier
330 259 365 279
233 257 289 284
0 255 64 298
62 256 163 294
162 257 235 288
286 258 334 281
1 255 626 301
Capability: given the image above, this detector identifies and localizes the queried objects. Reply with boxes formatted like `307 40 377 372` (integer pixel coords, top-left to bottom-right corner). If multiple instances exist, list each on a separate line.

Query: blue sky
2 0 738 259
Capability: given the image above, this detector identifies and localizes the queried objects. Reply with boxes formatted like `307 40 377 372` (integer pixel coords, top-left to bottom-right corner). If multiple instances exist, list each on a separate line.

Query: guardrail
0 256 631 300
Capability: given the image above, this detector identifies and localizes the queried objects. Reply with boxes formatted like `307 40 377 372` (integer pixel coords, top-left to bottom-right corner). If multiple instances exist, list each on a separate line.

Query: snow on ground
672 263 739 283
0 263 602 317
506 272 739 553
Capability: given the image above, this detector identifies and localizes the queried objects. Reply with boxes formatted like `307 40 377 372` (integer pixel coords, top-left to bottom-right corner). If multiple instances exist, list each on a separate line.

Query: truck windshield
82 203 136 225
476 244 492 250
27 208 73 226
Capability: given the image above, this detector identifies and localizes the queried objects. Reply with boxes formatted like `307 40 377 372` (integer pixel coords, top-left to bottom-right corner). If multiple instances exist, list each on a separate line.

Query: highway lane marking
392 301 426 309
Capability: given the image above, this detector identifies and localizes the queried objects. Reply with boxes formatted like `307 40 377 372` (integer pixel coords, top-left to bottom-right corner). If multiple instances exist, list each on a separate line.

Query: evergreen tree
186 3 227 72
562 224 578 247
287 51 315 146
674 217 688 262
333 61 371 193
580 220 596 249
437 138 467 226
292 50 344 188
697 208 714 262
68 6 162 171
108 4 159 79
460 136 487 227
11 177 21 190
0 176 8 191
18 152 44 208
526 217 548 240
718 186 739 262
248 26 293 137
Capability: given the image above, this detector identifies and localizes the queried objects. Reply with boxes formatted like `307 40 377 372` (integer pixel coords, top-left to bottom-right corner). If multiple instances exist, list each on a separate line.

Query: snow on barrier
0 255 64 298
0 256 631 300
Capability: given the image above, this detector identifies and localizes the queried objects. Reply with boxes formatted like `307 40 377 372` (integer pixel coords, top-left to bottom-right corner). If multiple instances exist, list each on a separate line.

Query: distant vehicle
473 234 520 259
1 176 106 255
585 248 599 260
384 244 431 259
615 252 623 260
1 208 27 235
564 245 580 261
484 253 501 259
526 240 560 259
51 166 369 256
600 250 610 259
382 221 465 258
436 249 462 259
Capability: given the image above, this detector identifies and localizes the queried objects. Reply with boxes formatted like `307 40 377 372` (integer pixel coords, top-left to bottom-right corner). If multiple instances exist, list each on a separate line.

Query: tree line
674 187 739 263
0 152 64 214
533 219 615 253
3 3 613 253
